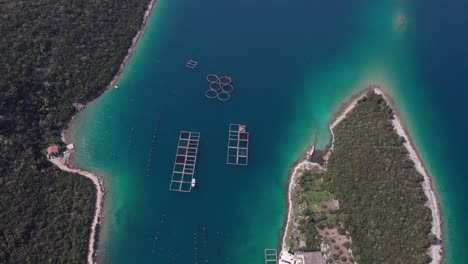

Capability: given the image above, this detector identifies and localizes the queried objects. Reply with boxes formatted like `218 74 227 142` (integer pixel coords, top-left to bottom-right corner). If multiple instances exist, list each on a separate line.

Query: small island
282 88 442 264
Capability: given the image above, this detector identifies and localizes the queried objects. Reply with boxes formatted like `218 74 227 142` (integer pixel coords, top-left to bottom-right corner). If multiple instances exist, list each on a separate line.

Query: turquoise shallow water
72 0 468 263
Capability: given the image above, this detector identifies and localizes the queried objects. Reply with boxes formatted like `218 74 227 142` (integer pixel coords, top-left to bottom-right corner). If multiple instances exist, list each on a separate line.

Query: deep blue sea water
405 1 468 262
71 0 468 263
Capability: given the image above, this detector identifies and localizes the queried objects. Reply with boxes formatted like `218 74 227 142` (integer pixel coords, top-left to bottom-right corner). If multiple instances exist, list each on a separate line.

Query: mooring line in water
215 231 224 264
145 110 164 177
169 247 182 264
111 152 119 160
125 211 130 251
127 127 135 152
193 230 199 263
201 226 209 264
152 213 167 255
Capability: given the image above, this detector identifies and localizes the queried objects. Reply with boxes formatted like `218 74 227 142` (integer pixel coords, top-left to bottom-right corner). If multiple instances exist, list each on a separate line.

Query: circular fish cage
219 76 232 85
217 92 230 102
221 84 234 93
206 74 219 83
209 82 222 91
205 89 218 99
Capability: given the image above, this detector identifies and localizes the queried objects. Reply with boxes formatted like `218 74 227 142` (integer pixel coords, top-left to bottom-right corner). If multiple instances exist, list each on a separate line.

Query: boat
191 178 196 188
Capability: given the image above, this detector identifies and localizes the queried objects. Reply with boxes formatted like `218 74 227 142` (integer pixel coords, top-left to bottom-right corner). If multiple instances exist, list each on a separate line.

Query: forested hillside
295 92 435 263
323 92 434 263
0 0 149 262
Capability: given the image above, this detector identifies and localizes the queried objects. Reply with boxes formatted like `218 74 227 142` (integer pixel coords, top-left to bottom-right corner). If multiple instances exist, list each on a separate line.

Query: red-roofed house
47 145 59 159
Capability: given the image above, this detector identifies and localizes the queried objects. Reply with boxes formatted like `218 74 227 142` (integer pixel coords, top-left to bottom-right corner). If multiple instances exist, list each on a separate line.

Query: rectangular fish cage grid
264 249 278 263
169 131 200 192
226 124 249 166
185 60 198 69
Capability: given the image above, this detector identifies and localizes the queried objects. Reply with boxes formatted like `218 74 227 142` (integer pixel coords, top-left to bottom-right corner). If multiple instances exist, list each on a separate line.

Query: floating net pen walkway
264 249 278 263
226 124 249 166
169 131 200 192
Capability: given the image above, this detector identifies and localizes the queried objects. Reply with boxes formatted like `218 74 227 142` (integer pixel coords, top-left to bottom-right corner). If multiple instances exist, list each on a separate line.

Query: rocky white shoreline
105 0 158 91
49 155 104 264
373 88 443 264
282 158 314 251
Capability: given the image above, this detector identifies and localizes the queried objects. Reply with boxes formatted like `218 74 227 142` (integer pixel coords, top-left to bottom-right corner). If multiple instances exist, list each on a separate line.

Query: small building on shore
280 251 304 264
302 252 326 264
280 251 326 264
47 145 60 159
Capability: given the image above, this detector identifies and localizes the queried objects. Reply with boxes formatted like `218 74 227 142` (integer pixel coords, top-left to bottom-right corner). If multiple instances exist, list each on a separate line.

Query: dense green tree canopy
292 92 434 263
322 92 433 263
0 0 149 262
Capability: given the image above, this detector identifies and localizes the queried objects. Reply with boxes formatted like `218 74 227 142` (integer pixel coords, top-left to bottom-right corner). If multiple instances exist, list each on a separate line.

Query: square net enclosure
169 131 200 192
226 124 249 166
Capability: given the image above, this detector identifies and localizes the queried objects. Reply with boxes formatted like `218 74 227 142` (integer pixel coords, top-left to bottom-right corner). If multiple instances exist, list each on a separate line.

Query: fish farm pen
205 74 235 102
226 124 249 166
185 59 198 69
169 131 200 192
264 249 278 264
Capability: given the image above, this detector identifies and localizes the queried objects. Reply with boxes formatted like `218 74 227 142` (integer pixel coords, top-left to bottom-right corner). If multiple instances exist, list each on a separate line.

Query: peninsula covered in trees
285 91 440 264
0 0 150 262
